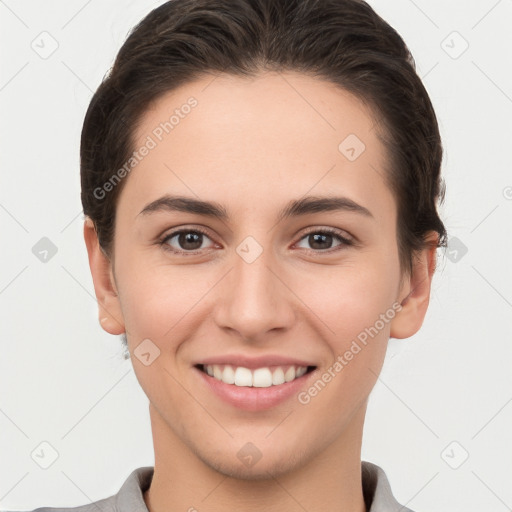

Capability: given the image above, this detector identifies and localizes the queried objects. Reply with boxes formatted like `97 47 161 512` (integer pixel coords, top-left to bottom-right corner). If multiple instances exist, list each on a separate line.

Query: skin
84 70 438 512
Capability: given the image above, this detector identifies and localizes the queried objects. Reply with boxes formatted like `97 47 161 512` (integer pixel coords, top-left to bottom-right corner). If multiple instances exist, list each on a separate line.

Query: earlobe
83 217 125 335
390 232 439 339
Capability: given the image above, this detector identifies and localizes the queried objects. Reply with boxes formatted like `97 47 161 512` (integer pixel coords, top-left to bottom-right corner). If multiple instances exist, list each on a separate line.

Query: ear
390 231 439 339
83 217 125 335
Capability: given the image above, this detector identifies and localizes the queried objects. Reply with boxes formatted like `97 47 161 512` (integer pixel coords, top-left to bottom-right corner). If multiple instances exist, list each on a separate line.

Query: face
85 70 434 479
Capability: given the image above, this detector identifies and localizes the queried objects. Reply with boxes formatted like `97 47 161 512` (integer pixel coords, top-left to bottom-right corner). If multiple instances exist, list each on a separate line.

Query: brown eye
161 228 215 254
308 233 335 250
295 228 353 252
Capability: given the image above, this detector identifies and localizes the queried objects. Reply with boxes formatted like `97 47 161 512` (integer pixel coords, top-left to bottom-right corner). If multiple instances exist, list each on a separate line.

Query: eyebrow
137 194 374 222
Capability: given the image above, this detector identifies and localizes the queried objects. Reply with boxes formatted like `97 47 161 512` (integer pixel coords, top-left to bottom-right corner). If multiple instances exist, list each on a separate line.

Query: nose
212 243 296 343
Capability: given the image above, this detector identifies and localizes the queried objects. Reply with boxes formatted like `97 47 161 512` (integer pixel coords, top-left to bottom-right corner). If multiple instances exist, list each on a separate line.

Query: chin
198 444 310 481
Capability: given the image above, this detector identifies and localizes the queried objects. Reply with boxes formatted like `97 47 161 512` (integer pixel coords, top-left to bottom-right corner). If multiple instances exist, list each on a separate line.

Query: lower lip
194 366 317 411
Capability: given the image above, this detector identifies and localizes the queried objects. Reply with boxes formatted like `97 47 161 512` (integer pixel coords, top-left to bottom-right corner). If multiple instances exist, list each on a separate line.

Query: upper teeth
203 364 308 387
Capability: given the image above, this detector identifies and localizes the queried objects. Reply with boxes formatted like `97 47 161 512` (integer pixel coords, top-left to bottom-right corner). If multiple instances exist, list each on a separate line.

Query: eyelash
158 226 354 256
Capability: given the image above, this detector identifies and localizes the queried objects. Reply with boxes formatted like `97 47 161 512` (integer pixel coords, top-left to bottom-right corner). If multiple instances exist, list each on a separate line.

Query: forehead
121 70 394 224
135 70 379 154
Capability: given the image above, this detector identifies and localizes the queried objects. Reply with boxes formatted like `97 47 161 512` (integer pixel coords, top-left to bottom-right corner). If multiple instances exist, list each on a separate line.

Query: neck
143 402 368 512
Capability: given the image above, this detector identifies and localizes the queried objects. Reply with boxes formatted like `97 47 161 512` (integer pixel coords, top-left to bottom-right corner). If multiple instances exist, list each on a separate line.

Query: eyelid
158 224 355 255
159 225 218 254
297 226 354 243
292 226 355 253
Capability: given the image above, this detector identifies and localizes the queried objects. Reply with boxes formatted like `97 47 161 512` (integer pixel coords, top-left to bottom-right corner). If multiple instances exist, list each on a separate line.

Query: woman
33 0 447 510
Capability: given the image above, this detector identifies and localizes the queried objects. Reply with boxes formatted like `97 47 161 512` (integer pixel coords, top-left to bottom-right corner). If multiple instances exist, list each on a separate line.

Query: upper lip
194 354 316 370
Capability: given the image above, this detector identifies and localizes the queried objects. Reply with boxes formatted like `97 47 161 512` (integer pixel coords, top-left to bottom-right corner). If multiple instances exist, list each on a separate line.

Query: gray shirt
13 461 415 512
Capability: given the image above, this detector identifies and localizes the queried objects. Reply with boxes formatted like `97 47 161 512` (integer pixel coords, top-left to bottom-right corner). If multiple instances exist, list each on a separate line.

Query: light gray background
1 1 511 511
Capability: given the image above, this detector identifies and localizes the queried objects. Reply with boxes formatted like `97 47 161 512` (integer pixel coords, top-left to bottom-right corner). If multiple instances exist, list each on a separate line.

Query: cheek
291 256 399 344
117 258 216 344
294 265 397 426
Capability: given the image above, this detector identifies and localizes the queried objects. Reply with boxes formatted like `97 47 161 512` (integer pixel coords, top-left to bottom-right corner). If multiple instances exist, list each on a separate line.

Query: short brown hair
81 0 447 277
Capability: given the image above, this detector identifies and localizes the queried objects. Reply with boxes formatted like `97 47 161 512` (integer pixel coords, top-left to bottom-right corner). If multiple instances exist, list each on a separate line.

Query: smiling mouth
195 363 316 387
